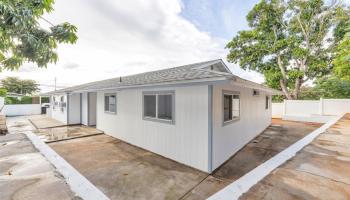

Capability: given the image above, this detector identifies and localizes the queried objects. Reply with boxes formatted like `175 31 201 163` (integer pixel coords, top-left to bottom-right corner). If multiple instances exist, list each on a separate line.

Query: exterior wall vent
253 89 260 96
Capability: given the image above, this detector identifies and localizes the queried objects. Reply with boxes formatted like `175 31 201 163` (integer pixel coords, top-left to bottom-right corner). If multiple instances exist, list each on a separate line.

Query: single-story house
44 59 281 172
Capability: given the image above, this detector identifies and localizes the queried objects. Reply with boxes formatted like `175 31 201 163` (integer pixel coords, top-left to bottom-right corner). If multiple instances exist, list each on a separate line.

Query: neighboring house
44 59 281 172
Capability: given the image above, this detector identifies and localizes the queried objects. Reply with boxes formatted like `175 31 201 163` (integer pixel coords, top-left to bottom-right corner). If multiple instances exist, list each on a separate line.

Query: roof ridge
45 59 223 94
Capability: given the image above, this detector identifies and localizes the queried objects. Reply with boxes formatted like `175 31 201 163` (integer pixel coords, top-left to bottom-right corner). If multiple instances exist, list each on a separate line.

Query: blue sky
2 0 264 92
181 0 259 39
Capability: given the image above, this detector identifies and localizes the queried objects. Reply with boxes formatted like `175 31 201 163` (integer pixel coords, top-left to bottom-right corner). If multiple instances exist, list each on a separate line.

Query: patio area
48 118 321 200
29 115 103 143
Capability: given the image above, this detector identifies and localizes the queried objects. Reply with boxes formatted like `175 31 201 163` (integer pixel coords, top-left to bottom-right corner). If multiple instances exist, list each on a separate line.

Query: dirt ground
49 118 321 200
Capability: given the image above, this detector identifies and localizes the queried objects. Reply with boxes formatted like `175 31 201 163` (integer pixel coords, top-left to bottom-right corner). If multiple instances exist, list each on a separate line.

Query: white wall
88 92 97 126
3 104 41 116
51 95 68 124
285 100 319 116
212 83 271 170
323 99 350 115
96 85 210 172
272 102 283 118
68 93 81 124
272 99 350 123
81 93 88 125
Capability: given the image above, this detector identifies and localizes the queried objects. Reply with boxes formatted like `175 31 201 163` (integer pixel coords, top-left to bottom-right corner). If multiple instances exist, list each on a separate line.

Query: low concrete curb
208 115 343 200
24 130 110 200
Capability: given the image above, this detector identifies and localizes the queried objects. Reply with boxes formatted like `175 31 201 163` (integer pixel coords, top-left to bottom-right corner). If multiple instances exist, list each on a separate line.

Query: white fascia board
71 77 230 93
230 78 283 95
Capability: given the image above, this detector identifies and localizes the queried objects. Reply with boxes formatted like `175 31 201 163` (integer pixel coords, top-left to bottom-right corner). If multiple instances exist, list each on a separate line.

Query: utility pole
54 77 57 91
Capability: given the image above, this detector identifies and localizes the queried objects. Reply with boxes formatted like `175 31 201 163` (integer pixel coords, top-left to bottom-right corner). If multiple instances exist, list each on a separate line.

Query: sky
1 0 262 92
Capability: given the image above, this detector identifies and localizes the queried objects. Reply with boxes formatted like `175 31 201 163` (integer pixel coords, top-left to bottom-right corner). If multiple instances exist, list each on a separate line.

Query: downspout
87 92 90 126
208 85 213 172
66 93 70 125
80 93 82 124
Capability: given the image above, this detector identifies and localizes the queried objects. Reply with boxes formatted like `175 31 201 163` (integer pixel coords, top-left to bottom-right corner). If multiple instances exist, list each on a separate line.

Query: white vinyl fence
2 104 41 116
272 98 350 123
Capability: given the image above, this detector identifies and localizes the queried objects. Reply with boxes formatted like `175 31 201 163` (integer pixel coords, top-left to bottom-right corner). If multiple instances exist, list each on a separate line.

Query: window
223 92 240 124
104 93 116 113
144 95 156 118
143 91 174 123
158 94 172 120
265 96 269 110
253 89 260 96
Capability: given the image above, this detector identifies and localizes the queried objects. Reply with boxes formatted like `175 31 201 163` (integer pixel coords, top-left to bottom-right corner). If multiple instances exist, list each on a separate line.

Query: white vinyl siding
213 84 271 170
96 86 209 172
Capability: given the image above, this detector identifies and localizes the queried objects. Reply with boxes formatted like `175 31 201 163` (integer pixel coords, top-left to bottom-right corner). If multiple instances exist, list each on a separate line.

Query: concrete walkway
240 114 350 200
0 117 77 200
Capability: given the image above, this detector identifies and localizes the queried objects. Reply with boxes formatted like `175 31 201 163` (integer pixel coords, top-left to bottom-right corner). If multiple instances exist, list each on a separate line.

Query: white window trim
104 93 117 114
222 90 240 126
142 91 175 124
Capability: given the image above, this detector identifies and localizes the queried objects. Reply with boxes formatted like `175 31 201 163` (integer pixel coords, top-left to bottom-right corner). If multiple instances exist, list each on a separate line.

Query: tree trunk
293 77 303 99
280 79 292 100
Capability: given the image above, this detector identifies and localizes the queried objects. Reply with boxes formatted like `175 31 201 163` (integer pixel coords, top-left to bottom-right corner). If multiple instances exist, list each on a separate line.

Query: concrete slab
29 115 65 129
49 135 208 200
33 125 104 143
282 146 350 185
240 114 350 200
180 176 230 200
0 133 77 200
213 146 278 180
183 119 321 200
240 168 350 200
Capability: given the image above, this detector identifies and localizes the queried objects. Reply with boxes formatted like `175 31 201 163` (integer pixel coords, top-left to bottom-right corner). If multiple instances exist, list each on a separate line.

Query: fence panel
272 99 350 123
272 103 284 118
323 99 350 116
3 104 41 116
285 100 319 116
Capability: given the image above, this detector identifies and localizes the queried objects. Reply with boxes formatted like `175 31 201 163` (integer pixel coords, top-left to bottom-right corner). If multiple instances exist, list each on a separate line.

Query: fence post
319 98 324 115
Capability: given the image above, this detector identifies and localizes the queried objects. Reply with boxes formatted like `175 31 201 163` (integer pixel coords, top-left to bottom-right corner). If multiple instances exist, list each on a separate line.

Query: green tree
1 76 39 95
0 88 7 97
333 27 350 80
226 0 346 99
314 77 350 98
0 0 77 71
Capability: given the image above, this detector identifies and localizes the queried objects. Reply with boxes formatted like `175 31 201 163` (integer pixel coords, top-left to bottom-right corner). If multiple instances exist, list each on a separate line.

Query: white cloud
2 0 263 93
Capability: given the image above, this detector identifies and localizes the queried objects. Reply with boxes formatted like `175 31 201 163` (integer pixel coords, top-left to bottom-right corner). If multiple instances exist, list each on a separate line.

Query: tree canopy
0 0 77 71
226 0 348 99
333 26 350 81
1 76 39 95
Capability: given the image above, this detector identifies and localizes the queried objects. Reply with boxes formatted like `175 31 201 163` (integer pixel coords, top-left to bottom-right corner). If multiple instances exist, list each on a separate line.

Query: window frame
104 93 117 114
222 90 240 126
142 91 175 124
265 95 270 110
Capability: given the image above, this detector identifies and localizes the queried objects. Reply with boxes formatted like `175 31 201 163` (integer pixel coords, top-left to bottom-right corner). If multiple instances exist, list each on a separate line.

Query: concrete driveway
48 119 321 200
0 117 77 200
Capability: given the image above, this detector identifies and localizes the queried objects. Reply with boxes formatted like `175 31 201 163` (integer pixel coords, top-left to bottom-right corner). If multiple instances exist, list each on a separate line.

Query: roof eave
72 76 231 93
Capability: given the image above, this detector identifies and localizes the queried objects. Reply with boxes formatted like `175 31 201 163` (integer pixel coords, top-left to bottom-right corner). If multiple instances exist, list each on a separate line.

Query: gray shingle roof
43 59 282 95
44 59 233 94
